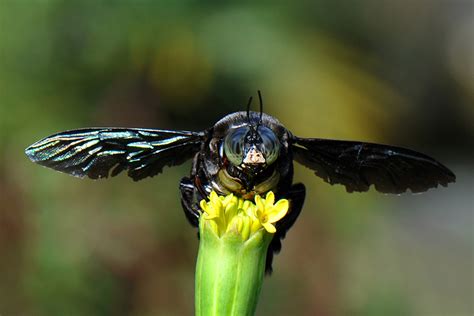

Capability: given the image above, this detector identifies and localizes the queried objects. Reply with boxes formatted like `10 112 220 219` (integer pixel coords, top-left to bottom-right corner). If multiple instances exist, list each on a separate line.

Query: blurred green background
1 1 473 315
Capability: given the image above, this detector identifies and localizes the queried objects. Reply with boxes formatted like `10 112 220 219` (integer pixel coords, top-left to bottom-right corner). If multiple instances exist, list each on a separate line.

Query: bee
25 92 456 272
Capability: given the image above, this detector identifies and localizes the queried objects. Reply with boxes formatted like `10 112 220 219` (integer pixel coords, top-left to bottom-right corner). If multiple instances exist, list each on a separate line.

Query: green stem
195 220 272 316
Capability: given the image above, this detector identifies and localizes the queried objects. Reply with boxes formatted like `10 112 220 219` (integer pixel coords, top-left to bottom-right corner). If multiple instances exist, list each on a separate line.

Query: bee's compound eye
258 126 280 165
224 126 250 166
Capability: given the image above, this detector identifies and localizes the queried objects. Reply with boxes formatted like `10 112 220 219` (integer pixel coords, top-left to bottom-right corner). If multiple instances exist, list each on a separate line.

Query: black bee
25 92 456 272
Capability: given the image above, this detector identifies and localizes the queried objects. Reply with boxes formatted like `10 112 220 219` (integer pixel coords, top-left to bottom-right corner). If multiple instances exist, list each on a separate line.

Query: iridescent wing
292 137 456 194
25 128 205 181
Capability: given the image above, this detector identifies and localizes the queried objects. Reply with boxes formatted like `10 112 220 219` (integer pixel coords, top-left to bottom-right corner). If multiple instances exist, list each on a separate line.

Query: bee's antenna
246 95 253 124
257 90 263 125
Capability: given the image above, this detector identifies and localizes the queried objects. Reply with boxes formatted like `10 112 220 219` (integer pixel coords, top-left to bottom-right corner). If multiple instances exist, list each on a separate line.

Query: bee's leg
265 183 306 274
179 177 201 228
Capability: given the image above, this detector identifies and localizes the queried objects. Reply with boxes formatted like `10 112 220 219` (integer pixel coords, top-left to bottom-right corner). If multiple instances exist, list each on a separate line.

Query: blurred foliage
0 1 473 315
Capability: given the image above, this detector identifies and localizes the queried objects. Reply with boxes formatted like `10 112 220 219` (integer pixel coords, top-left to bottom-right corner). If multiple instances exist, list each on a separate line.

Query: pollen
199 191 289 239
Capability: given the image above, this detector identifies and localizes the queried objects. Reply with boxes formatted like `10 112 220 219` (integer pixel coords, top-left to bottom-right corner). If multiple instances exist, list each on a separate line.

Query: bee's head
223 124 280 169
223 92 280 171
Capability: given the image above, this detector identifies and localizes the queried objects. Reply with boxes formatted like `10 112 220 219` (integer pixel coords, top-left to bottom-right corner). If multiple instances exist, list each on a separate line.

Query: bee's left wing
25 128 205 181
292 137 456 194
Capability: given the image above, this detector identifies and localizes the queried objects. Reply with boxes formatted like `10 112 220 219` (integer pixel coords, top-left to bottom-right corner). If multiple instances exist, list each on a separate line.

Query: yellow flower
196 193 281 316
254 192 289 233
199 191 289 239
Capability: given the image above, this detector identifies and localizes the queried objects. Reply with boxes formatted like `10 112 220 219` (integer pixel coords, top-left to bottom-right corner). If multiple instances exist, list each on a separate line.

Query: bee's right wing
292 137 456 194
25 128 205 181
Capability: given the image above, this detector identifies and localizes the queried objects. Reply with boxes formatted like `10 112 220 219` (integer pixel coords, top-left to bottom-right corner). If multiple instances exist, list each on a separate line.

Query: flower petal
266 199 289 223
242 202 254 218
212 202 223 216
240 216 251 240
265 191 275 208
262 222 276 234
222 193 234 206
201 200 219 219
226 216 242 234
200 200 208 212
255 194 264 211
209 190 219 201
250 218 261 234
225 202 238 222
